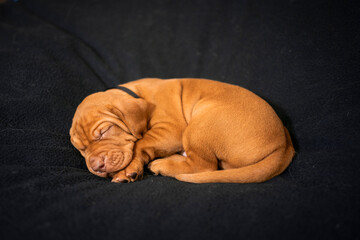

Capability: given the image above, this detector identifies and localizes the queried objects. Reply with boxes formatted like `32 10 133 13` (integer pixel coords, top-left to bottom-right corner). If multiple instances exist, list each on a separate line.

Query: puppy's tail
175 127 295 184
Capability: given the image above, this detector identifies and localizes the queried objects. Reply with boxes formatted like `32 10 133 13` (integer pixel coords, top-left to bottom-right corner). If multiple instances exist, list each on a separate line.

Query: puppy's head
69 89 148 178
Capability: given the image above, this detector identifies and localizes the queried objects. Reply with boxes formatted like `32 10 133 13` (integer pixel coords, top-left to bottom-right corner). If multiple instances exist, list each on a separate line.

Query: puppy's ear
110 97 148 139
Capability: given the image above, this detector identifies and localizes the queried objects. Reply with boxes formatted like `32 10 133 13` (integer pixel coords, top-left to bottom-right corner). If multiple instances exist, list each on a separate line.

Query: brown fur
70 78 295 183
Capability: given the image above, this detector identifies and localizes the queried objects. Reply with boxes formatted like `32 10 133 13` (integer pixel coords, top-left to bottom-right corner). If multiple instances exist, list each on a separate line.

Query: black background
0 0 359 239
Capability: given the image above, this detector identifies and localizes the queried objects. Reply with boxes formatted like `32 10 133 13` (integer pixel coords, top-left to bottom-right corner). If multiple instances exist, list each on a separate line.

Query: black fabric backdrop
0 0 359 239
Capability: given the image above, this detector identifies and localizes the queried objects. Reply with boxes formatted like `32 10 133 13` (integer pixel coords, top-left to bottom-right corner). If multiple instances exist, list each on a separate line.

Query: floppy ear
109 97 148 139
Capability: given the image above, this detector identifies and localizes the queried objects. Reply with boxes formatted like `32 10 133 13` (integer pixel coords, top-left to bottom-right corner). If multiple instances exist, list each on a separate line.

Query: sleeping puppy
70 78 295 183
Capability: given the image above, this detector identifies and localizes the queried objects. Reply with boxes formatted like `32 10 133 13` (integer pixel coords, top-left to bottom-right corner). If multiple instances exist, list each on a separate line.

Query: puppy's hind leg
148 154 189 177
148 140 218 178
147 119 220 178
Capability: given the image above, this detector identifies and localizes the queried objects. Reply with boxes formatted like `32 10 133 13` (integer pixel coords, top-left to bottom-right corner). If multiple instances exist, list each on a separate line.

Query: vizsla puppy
70 78 295 183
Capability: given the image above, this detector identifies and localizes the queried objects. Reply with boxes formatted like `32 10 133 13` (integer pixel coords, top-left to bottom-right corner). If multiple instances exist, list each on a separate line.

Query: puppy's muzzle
89 151 126 175
89 155 106 172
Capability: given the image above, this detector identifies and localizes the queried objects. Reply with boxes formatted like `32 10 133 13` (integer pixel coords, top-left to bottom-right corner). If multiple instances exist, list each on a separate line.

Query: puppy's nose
90 156 106 172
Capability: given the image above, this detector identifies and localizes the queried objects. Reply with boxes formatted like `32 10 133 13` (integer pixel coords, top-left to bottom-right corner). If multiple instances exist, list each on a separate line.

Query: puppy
70 78 294 183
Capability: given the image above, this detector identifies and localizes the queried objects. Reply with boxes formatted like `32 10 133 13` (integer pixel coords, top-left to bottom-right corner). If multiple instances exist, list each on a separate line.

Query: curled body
70 78 295 183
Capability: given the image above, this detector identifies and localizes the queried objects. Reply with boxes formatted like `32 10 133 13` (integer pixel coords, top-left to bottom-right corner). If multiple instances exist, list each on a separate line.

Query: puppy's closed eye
95 125 113 140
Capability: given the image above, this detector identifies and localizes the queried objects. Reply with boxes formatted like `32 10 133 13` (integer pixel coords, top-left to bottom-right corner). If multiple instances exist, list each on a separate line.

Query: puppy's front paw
111 159 144 183
111 170 130 183
124 158 144 182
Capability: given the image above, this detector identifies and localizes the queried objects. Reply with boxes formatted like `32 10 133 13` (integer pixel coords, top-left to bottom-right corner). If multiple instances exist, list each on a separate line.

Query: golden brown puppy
70 78 295 183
